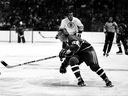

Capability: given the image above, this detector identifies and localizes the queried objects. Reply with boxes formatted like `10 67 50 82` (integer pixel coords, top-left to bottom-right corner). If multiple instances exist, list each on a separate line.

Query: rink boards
0 30 116 43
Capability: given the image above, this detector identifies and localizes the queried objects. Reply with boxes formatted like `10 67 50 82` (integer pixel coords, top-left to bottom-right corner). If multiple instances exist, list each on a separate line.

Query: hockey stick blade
1 60 14 68
1 60 8 66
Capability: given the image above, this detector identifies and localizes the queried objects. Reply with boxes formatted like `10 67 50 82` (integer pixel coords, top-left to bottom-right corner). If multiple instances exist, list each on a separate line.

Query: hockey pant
18 34 25 43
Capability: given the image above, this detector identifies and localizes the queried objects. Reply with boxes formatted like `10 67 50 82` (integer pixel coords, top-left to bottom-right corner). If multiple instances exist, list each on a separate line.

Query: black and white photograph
0 0 128 96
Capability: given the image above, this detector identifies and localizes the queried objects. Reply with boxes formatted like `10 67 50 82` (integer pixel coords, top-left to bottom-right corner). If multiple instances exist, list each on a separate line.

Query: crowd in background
0 0 128 31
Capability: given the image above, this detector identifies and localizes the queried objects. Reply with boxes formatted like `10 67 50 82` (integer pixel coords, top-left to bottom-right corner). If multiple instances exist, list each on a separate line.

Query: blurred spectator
0 0 127 31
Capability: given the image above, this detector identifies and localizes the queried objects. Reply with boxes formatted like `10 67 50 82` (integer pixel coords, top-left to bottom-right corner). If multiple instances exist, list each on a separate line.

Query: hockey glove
59 65 67 74
59 49 67 61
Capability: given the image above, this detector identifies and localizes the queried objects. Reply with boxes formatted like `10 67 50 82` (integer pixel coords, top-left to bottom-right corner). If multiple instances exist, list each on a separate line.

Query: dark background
0 0 128 31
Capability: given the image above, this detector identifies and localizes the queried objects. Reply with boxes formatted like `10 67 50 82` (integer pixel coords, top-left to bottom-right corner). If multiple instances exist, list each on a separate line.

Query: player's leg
21 32 25 43
18 34 21 43
116 35 122 54
122 37 128 55
103 33 109 56
90 64 113 87
106 33 114 56
69 55 85 86
22 37 25 43
84 47 113 87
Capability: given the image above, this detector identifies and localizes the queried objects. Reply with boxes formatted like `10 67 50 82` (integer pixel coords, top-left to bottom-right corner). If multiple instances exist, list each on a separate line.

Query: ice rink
0 35 128 96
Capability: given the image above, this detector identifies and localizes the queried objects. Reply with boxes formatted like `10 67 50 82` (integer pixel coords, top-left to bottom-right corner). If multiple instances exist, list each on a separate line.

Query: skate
116 51 122 55
106 53 109 57
106 81 114 87
77 78 86 86
105 79 114 87
103 52 106 56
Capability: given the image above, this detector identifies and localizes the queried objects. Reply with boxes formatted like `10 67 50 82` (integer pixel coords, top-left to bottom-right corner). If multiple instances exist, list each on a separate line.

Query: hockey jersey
59 17 84 35
63 35 91 56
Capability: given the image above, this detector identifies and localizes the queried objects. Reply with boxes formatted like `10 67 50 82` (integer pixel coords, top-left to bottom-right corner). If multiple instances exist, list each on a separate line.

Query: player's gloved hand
77 33 81 37
59 49 67 61
59 65 67 74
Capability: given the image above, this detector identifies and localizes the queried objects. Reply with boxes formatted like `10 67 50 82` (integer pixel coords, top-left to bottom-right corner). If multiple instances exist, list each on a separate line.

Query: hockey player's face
108 17 113 22
67 12 73 21
59 35 67 42
57 32 68 42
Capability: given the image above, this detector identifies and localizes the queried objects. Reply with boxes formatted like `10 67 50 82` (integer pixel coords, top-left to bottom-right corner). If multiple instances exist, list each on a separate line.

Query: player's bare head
56 28 69 42
19 21 23 25
67 11 73 21
108 16 113 22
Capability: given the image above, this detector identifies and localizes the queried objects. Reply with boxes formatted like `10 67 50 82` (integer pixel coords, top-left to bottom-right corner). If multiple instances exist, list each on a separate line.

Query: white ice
0 36 128 96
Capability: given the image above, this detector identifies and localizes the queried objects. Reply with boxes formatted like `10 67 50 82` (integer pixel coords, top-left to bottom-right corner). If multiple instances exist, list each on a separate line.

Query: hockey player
59 10 84 37
103 16 118 56
116 22 128 55
56 29 113 87
16 21 26 43
59 10 84 48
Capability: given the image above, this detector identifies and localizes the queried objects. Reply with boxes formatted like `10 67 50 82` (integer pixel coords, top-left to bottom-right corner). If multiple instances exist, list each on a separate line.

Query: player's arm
59 43 79 61
62 39 81 56
77 26 84 37
78 25 84 34
113 22 118 33
104 22 108 33
59 44 70 61
59 40 80 60
123 24 128 37
69 41 80 53
76 18 84 37
59 19 66 30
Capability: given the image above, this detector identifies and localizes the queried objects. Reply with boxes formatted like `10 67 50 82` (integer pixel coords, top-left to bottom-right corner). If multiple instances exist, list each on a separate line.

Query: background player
116 20 128 55
16 21 26 43
58 10 84 48
103 16 118 56
59 10 84 37
56 29 113 87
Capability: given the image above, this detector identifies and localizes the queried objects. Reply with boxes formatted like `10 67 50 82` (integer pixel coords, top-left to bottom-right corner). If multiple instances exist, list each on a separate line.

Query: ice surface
0 39 128 96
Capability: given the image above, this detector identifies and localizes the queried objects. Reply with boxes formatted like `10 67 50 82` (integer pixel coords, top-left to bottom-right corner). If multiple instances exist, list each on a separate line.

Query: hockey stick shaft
1 55 58 68
38 31 45 38
38 32 55 38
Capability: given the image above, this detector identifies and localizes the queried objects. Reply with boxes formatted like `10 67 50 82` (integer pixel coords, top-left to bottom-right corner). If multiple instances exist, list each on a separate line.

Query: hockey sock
96 68 108 81
71 65 82 79
69 56 83 80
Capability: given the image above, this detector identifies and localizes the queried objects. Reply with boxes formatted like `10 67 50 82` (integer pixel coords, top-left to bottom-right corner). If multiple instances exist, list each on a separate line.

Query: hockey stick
38 31 55 38
1 55 58 68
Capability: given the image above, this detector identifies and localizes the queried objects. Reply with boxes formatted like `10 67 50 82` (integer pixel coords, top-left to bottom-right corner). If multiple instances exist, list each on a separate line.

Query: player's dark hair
66 9 73 16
